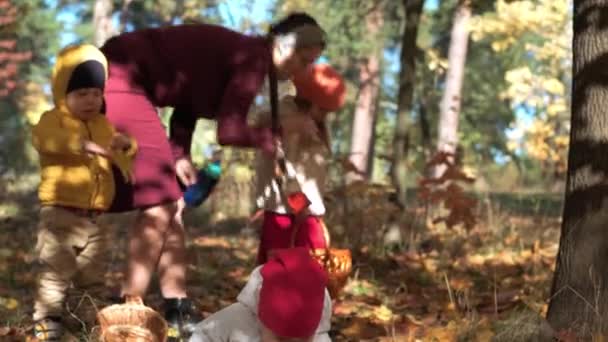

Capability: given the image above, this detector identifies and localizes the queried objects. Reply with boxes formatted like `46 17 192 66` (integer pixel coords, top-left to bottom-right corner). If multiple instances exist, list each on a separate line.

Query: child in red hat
253 63 346 264
189 247 332 341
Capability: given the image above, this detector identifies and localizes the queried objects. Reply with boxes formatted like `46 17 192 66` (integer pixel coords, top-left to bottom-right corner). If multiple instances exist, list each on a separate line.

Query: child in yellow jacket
30 44 136 341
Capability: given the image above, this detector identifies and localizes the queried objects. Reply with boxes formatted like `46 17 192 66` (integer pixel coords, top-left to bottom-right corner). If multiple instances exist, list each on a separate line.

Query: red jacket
101 24 272 159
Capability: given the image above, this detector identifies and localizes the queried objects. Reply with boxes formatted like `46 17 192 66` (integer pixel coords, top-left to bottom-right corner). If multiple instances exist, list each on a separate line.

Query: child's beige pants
33 206 108 321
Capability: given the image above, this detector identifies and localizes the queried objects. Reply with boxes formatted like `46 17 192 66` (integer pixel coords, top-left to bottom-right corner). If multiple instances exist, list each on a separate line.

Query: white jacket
189 266 332 342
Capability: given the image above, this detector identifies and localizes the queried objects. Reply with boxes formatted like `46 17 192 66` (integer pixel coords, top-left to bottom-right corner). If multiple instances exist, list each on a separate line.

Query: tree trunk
419 95 432 152
546 0 608 337
118 0 133 33
347 6 383 183
93 0 114 47
367 103 379 180
434 0 470 177
391 0 425 205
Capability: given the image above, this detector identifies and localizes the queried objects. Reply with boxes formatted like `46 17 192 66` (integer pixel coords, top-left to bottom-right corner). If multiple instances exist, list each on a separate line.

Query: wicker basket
97 296 168 342
310 247 352 299
267 218 352 299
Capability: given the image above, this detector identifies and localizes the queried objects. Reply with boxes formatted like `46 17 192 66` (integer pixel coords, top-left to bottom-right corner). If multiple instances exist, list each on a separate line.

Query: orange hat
291 63 346 112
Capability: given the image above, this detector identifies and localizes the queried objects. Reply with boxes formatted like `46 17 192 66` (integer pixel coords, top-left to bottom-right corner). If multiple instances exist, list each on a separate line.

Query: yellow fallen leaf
0 297 19 310
373 305 394 323
192 236 231 249
425 320 459 341
423 259 438 273
519 250 533 260
467 254 486 266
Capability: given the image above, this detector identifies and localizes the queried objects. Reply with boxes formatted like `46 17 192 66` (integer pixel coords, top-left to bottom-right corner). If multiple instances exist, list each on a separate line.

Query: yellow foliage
426 49 448 74
517 118 569 174
542 78 565 96
279 0 313 14
506 140 519 152
18 82 51 125
470 0 568 51
472 0 571 175
547 100 567 117
461 165 477 179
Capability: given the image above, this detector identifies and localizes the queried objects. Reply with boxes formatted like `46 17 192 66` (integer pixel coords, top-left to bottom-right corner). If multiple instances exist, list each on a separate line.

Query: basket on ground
96 296 168 342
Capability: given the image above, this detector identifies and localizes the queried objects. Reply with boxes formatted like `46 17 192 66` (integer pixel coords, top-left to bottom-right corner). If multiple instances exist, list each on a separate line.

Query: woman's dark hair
269 12 321 35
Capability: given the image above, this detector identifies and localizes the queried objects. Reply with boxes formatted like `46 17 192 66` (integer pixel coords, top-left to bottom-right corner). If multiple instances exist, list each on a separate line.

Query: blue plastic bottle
183 160 222 207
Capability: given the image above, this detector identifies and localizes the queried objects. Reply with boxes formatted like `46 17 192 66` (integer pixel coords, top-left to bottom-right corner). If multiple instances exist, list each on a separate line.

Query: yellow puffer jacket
31 44 136 210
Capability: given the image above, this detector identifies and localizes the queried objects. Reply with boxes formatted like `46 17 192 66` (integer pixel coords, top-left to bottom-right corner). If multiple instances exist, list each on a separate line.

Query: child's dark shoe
164 297 202 341
33 316 63 341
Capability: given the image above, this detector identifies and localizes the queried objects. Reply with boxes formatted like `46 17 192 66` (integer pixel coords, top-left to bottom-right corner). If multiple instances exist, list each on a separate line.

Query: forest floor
0 176 562 341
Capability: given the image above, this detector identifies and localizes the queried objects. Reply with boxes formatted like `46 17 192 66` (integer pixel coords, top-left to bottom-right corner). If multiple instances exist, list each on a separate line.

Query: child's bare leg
158 199 188 298
157 198 200 338
122 202 176 297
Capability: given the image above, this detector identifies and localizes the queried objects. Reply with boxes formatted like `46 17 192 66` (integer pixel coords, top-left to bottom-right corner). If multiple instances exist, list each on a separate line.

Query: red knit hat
291 63 346 111
258 247 328 338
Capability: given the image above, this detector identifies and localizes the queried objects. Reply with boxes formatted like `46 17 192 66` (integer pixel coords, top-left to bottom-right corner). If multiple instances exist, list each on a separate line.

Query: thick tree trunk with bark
93 0 115 47
419 94 432 151
347 6 383 183
434 0 470 177
546 0 608 337
391 0 425 205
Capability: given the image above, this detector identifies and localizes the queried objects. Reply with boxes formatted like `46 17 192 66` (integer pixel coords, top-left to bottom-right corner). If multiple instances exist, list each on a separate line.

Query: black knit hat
66 60 105 94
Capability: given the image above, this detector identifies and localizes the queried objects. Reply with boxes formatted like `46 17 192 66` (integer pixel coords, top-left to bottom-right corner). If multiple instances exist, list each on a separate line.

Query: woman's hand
175 157 198 187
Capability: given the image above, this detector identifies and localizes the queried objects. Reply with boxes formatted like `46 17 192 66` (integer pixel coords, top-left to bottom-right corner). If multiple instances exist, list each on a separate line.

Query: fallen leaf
425 320 459 341
0 296 19 310
373 305 394 323
341 317 385 339
227 267 247 281
192 236 231 249
362 295 382 306
467 254 486 266
333 302 357 316
422 258 439 273
449 276 474 290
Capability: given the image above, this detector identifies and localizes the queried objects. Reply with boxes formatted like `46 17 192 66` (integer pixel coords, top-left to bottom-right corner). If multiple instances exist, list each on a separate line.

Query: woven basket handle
124 295 144 306
268 58 290 177
289 216 332 257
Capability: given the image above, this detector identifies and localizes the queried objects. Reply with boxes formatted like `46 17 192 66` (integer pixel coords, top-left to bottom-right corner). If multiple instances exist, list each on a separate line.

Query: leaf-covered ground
0 179 561 341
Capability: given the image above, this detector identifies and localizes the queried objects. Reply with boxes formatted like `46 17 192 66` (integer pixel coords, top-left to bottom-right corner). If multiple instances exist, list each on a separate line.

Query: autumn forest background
0 0 582 341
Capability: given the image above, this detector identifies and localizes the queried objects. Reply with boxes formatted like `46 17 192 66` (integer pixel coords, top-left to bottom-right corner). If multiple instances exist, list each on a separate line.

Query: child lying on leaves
189 247 332 342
